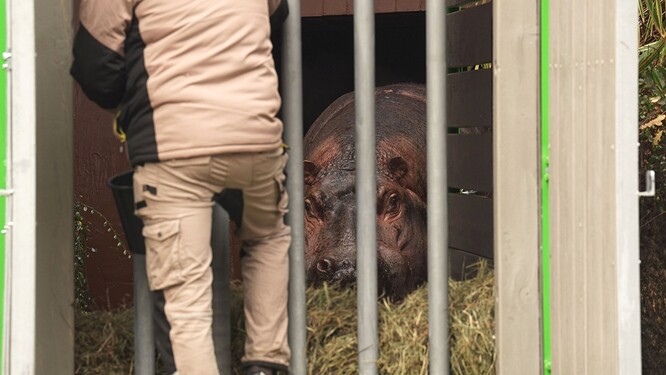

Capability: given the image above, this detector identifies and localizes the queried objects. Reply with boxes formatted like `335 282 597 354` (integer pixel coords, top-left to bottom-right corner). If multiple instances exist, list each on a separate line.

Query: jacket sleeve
70 0 134 110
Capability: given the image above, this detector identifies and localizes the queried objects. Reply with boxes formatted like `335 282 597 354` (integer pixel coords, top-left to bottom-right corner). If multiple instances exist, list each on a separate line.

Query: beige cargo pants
133 147 291 375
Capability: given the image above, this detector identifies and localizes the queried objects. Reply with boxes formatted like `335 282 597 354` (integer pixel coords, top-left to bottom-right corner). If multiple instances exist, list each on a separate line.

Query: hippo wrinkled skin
303 83 428 300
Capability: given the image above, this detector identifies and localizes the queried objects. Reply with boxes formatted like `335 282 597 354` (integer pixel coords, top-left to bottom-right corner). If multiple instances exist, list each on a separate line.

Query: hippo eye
304 198 317 218
386 193 401 215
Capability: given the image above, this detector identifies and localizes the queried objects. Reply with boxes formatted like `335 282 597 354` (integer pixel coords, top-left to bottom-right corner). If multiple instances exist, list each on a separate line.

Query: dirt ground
640 207 666 375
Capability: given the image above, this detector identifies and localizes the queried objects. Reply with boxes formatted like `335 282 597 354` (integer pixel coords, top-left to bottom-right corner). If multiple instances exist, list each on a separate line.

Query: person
71 1 291 374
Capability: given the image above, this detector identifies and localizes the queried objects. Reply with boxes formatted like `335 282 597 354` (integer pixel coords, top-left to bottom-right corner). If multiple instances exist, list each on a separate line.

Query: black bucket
108 170 146 254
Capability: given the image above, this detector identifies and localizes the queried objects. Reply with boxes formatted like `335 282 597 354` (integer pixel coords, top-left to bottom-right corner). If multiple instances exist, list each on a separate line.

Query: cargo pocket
274 153 289 216
142 219 185 290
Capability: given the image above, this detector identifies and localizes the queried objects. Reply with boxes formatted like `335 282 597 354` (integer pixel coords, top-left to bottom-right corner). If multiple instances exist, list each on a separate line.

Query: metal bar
133 253 155 375
426 0 449 374
354 1 378 374
282 0 307 373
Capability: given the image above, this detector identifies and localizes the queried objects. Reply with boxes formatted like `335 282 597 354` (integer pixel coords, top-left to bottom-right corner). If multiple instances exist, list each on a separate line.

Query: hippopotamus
303 83 428 300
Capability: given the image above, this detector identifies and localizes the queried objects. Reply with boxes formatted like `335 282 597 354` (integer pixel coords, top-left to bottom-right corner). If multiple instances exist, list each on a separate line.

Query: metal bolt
2 51 11 70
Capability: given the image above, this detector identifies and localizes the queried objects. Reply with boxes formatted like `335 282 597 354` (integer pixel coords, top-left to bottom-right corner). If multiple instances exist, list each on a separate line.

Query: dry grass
75 308 139 375
76 263 495 374
449 262 495 375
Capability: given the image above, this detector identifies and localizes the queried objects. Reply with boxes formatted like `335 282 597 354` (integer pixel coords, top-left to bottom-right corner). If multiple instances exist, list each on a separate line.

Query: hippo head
303 153 428 301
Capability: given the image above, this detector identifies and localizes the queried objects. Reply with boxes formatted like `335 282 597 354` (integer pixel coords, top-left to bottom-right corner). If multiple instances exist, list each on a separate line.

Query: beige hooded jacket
72 0 287 166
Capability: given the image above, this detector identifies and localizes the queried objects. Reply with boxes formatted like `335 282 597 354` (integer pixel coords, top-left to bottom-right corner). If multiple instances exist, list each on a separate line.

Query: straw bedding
75 262 495 374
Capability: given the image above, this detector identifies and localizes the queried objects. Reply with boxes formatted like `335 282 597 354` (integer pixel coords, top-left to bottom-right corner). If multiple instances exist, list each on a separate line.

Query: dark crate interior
273 5 493 279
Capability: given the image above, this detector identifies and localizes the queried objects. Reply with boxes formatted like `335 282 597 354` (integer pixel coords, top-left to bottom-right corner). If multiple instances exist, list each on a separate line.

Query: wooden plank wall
446 1 494 277
549 0 640 373
493 0 541 373
550 1 616 370
302 0 425 17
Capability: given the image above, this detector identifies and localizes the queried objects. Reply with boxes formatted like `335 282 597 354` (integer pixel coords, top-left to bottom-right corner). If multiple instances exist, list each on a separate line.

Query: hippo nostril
316 258 333 274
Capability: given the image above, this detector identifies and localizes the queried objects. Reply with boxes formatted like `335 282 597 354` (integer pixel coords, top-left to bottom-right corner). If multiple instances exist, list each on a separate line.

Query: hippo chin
303 83 428 301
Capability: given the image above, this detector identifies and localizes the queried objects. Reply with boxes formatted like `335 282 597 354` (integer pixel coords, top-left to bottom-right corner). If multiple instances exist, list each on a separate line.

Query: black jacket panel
119 14 157 166
71 25 126 110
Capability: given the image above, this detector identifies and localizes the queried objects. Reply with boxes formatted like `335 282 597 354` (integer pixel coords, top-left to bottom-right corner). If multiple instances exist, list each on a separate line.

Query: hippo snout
311 256 356 285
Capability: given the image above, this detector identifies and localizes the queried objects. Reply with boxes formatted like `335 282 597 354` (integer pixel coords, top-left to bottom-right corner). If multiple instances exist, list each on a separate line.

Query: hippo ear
388 157 409 181
304 160 321 185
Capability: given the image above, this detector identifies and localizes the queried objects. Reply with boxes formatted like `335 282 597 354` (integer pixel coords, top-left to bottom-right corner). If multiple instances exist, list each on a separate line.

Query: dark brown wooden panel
447 69 492 128
396 0 425 12
448 193 493 259
450 248 493 281
322 0 349 15
447 0 487 7
302 0 324 16
447 2 492 67
447 133 493 192
302 0 426 16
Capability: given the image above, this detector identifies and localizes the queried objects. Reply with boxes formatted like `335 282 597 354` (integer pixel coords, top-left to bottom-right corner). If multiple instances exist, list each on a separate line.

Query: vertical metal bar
426 0 449 374
133 253 155 375
211 204 232 374
282 0 307 373
354 1 377 374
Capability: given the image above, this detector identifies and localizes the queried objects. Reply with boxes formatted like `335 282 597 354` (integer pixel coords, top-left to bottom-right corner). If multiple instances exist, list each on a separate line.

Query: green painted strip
0 0 6 369
540 0 552 374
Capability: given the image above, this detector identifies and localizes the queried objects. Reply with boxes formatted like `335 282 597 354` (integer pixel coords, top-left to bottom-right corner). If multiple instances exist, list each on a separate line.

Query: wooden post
9 0 75 373
493 0 542 373
549 0 640 373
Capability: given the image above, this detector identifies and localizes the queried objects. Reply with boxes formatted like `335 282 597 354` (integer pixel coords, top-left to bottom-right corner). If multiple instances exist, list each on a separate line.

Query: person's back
74 0 284 166
72 1 291 374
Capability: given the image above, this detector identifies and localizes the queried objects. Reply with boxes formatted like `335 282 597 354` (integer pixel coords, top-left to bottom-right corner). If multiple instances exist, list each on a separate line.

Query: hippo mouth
377 262 418 301
305 244 425 301
376 241 425 301
308 265 411 301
